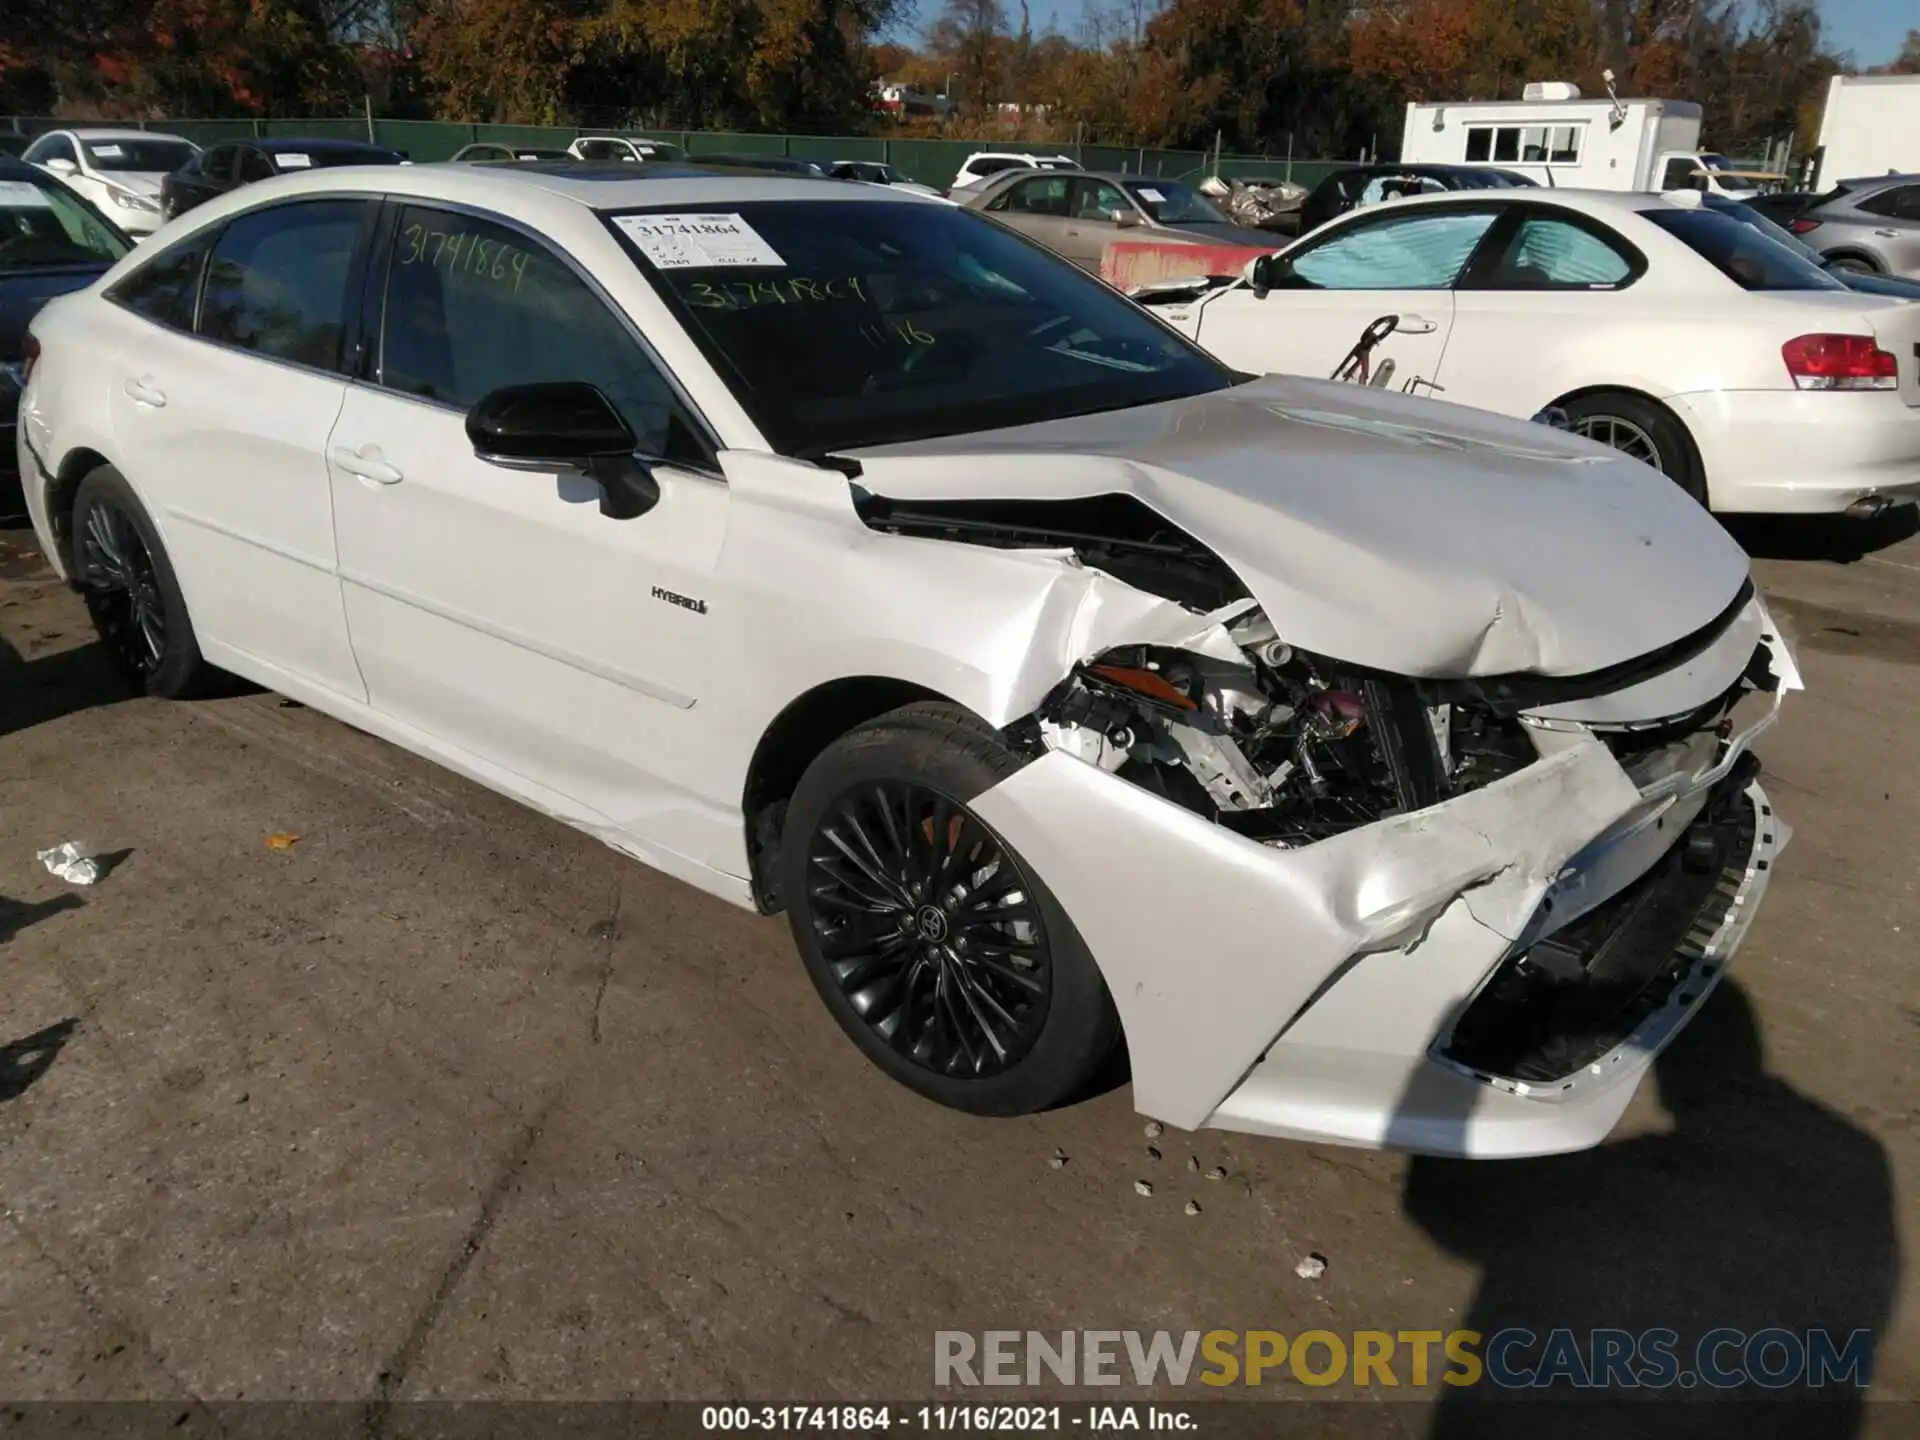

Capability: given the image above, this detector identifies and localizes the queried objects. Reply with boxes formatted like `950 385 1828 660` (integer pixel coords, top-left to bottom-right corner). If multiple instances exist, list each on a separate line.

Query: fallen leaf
264 832 301 851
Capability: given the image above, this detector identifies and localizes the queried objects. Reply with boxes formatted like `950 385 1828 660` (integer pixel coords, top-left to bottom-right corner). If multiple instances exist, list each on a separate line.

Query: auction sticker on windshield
0 181 52 208
614 213 784 269
274 153 313 169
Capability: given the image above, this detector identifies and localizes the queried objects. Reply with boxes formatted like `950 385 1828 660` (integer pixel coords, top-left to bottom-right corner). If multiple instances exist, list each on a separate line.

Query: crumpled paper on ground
37 842 101 886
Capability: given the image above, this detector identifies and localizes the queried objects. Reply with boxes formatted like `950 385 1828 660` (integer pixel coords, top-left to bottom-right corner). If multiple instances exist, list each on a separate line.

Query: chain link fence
1 115 1345 191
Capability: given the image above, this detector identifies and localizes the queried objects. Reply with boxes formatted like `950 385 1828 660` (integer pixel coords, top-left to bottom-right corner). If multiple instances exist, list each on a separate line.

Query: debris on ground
1206 1166 1228 1181
1187 1155 1200 1172
264 832 301 851
1133 1180 1153 1197
1048 1148 1068 1170
1144 1121 1163 1139
1295 1253 1328 1281
37 841 100 886
1145 1145 1162 1163
1184 1200 1201 1216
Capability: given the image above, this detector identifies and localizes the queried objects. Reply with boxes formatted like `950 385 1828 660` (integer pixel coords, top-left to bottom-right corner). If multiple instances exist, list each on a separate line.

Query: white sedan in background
22 128 201 237
17 166 1793 1157
1142 188 1920 516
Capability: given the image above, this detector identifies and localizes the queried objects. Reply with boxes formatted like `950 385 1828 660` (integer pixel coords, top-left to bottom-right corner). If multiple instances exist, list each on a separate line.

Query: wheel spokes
807 779 1051 1080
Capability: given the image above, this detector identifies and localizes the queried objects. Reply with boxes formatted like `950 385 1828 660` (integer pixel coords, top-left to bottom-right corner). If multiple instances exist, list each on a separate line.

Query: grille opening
1442 759 1759 1085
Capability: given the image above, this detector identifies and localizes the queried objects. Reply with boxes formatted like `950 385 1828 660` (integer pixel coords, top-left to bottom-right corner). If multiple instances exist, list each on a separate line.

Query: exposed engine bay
1025 623 1541 846
855 488 1770 850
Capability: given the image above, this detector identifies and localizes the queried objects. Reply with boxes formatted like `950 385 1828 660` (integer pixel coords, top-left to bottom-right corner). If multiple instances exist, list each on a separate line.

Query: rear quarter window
1638 207 1845 291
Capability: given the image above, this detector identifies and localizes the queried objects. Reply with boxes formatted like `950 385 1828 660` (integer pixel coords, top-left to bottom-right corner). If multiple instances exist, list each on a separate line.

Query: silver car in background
959 168 1277 272
1787 173 1920 277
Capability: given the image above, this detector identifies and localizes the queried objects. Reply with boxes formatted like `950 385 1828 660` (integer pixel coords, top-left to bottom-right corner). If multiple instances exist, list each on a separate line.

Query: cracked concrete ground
0 516 1915 1428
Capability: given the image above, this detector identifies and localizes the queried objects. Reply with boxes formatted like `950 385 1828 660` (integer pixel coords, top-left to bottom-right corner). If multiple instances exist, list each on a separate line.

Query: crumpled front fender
971 734 1643 1131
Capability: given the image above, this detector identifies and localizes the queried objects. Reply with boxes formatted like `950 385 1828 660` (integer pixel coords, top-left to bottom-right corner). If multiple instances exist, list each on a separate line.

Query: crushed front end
972 584 1797 1157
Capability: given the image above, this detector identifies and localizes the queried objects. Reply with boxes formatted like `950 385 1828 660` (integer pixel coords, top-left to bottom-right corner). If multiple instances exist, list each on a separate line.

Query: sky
893 0 1912 69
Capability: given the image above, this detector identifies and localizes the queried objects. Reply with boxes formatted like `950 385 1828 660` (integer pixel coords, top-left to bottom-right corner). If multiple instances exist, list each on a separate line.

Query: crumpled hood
844 374 1752 678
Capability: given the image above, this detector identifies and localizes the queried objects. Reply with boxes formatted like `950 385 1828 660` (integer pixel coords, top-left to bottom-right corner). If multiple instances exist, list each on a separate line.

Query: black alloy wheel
805 779 1051 1079
77 492 168 680
70 465 212 698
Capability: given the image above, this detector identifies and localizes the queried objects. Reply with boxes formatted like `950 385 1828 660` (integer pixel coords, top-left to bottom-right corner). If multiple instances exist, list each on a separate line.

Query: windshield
608 200 1234 455
1640 206 1844 291
81 138 196 173
1699 155 1759 193
1125 180 1226 225
0 175 129 269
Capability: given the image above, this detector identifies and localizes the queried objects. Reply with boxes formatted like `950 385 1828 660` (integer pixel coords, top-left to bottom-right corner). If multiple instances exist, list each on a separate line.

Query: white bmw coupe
1141 187 1920 518
16 164 1795 1156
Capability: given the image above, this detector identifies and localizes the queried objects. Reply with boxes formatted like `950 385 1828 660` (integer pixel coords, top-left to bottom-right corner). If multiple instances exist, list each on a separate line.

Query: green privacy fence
2 115 1345 191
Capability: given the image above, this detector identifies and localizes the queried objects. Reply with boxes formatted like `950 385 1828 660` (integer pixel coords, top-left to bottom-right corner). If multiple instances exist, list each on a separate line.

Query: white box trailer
1398 82 1771 197
1813 74 1920 186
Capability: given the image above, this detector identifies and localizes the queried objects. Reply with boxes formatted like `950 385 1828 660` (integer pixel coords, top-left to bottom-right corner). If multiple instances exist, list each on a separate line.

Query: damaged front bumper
971 623 1795 1159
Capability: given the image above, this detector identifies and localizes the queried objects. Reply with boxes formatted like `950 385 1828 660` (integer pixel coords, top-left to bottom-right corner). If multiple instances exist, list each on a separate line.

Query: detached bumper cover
972 622 1795 1158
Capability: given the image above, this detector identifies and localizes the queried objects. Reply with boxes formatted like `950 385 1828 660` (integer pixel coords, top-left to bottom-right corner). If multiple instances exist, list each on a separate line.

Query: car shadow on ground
1724 506 1919 564
1397 983 1895 1438
0 634 135 740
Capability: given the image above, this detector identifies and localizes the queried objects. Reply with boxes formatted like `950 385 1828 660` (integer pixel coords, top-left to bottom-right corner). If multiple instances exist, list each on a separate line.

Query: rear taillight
1781 333 1897 391
1787 217 1821 235
19 332 39 385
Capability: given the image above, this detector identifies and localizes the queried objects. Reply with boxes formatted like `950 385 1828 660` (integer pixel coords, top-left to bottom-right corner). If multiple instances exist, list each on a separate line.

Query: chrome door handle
330 446 403 485
122 376 166 407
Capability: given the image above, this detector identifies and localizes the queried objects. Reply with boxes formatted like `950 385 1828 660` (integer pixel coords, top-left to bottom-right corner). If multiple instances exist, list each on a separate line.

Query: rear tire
1560 392 1708 507
1824 255 1878 276
71 466 213 698
781 701 1120 1116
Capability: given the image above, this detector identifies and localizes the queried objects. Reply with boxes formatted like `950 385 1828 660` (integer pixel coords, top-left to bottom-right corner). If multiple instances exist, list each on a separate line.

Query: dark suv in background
161 138 405 220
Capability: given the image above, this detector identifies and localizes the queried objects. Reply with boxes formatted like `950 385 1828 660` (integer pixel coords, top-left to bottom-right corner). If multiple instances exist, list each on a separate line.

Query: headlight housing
110 190 158 212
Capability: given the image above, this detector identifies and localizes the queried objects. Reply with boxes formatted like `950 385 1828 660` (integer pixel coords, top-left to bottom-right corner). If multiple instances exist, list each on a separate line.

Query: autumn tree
1873 28 1920 76
925 0 1009 110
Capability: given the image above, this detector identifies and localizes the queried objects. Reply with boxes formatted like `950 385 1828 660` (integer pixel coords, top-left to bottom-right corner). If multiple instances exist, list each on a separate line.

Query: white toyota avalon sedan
1139 188 1920 517
14 163 1797 1157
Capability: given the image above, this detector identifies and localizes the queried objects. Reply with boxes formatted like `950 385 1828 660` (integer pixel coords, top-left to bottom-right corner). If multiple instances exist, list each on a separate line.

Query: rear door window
1639 207 1846 291
197 198 371 368
1858 185 1920 222
107 230 215 330
1287 209 1501 289
1473 215 1638 288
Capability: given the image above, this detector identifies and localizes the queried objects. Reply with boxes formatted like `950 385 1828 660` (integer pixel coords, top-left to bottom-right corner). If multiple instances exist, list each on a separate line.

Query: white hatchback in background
567 136 687 164
1144 188 1920 516
22 129 200 237
16 166 1796 1158
949 151 1077 194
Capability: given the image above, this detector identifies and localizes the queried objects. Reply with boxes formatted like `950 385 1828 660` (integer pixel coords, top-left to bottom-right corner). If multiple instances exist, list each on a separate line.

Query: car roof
253 137 396 153
168 161 929 214
1835 173 1920 188
1313 187 1683 219
57 128 191 143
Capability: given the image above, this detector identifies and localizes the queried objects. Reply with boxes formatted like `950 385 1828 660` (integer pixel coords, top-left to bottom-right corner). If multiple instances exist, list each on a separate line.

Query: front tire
1560 392 1708 506
781 702 1120 1116
72 466 212 698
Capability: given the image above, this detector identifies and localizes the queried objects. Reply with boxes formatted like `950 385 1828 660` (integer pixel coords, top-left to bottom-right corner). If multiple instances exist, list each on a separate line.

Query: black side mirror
466 381 661 520
1248 252 1289 296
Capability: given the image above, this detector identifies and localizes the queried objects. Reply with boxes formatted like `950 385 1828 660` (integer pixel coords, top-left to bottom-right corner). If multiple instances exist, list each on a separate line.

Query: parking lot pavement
0 517 1916 1419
